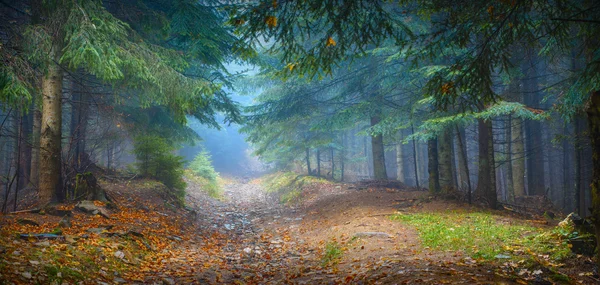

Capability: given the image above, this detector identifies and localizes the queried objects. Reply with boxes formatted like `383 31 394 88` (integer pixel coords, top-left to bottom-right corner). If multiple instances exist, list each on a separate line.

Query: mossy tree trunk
476 119 497 209
428 137 440 194
438 129 454 192
39 45 64 206
586 90 600 269
30 106 41 188
511 117 526 197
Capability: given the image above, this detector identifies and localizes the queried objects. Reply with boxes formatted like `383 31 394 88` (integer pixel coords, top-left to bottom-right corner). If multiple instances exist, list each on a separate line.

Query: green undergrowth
262 172 331 204
184 170 223 199
391 211 572 262
321 241 344 267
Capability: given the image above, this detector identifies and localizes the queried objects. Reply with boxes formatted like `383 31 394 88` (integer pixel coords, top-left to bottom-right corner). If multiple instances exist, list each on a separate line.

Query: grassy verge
391 211 571 262
262 172 331 204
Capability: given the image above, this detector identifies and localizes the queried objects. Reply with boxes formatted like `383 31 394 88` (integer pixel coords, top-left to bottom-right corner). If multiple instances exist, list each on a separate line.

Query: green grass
262 171 331 204
391 211 572 261
321 241 344 267
184 170 223 199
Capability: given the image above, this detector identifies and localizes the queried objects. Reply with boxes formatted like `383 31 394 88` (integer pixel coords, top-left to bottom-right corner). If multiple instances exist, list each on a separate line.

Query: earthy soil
0 176 597 284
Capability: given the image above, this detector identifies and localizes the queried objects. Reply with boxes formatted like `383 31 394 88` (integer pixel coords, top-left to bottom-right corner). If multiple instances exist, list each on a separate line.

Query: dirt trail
177 178 525 284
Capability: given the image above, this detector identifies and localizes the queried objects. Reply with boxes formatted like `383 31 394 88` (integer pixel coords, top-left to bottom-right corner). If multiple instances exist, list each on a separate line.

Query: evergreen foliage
132 135 186 195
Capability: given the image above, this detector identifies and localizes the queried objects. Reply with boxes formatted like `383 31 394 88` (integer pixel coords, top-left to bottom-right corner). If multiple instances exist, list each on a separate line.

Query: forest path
177 178 524 284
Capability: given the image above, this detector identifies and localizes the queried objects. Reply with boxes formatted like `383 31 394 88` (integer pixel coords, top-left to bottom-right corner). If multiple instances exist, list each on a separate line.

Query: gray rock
87 228 106 234
162 277 175 285
353 232 392 238
75 201 110 218
17 219 39 226
58 216 71 228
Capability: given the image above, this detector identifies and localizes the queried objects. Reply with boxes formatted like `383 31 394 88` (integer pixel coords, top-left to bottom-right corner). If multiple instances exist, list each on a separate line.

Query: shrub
188 150 218 181
132 135 186 202
186 151 222 198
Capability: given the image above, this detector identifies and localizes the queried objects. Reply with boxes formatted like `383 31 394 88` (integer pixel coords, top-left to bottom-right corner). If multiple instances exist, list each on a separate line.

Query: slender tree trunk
476 119 498 209
506 116 515 202
575 115 584 215
428 137 440 194
562 122 570 211
370 116 387 180
455 125 472 204
340 133 345 181
586 90 600 270
305 148 311 175
523 63 546 196
39 46 64 205
13 112 22 211
396 132 405 183
411 124 420 188
511 117 526 197
438 129 453 191
330 147 335 180
316 149 321 177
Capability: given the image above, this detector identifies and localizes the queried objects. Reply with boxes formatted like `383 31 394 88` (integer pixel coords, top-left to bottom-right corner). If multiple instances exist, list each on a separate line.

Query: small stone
17 219 39 226
22 271 32 279
495 254 511 259
114 251 125 259
12 250 21 256
114 277 126 283
162 277 175 285
35 241 50 247
87 228 105 234
58 217 71 228
29 260 40 265
243 247 252 254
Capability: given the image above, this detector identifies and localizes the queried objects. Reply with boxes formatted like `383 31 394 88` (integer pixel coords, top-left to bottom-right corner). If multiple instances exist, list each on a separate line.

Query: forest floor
0 175 597 284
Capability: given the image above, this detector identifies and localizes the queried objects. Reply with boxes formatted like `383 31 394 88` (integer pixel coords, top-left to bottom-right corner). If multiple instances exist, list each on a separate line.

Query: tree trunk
586 90 600 270
340 133 345 181
370 116 387 180
455 125 472 203
316 149 321 177
396 132 405 183
330 147 335 180
523 69 546 196
575 115 584 215
438 129 453 192
562 122 571 211
476 119 497 209
428 137 440 194
305 148 311 175
411 124 420 188
506 116 515 202
39 47 64 206
511 117 526 197
30 106 41 188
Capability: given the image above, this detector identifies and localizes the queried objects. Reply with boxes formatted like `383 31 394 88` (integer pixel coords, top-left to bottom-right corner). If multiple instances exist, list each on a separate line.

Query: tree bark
438 129 454 192
411 124 420 188
370 116 387 180
396 132 405 183
30 106 41 188
305 148 311 175
586 90 600 270
523 61 546 195
575 114 584 215
455 125 472 204
511 117 526 197
506 116 514 202
330 147 335 180
428 137 440 194
316 149 321 177
39 46 64 206
476 119 497 209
